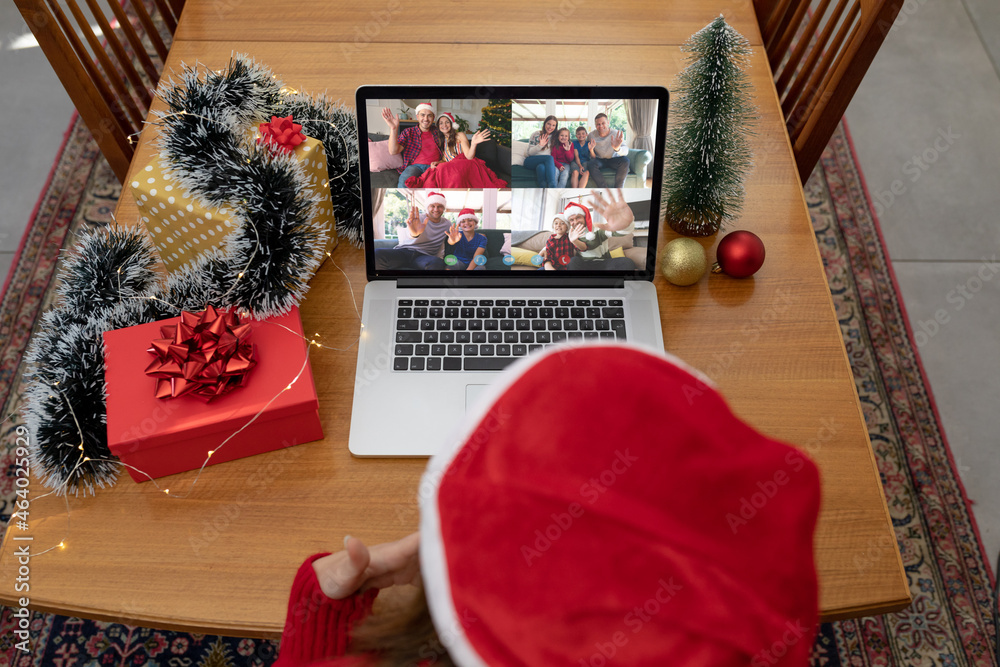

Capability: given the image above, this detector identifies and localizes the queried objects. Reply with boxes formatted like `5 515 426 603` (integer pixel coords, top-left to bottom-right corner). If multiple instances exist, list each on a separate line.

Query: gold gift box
130 135 337 273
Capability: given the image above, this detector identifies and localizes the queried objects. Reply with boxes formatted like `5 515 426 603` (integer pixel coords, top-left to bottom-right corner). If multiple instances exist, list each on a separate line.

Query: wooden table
0 0 911 637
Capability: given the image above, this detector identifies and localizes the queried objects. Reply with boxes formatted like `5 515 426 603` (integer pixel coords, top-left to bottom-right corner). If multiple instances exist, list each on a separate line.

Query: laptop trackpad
466 384 490 412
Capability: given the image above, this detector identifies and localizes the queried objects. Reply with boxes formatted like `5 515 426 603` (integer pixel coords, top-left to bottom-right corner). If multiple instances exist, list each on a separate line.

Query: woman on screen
523 114 558 188
404 112 508 189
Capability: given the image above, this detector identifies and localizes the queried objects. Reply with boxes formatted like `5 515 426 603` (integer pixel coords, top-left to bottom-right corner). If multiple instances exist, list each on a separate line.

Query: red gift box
103 306 323 482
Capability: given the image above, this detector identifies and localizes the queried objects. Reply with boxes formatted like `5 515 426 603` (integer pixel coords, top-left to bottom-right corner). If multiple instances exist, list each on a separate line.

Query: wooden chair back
14 0 184 183
754 0 904 182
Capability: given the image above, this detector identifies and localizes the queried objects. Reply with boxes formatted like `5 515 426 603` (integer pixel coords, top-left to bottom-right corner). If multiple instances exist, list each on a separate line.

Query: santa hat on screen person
419 342 822 666
563 201 593 231
456 208 478 224
415 102 435 116
437 112 456 127
425 192 447 208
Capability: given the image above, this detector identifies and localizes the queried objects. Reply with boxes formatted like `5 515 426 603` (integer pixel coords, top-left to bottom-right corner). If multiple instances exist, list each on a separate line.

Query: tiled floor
0 1 74 284
845 0 1000 571
0 0 996 577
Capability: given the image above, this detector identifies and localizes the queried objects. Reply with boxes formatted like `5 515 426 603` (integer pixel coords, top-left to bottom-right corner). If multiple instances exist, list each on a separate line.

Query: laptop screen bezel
356 85 669 285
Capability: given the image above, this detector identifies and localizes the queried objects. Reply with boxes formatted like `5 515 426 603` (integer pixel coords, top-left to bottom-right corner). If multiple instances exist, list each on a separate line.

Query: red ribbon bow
257 115 305 154
145 306 257 402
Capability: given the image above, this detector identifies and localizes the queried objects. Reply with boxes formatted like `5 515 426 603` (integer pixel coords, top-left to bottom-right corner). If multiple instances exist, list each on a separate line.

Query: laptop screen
357 86 668 282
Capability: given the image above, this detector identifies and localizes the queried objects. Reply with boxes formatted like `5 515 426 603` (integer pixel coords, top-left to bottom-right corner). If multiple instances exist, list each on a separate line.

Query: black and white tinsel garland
23 55 363 494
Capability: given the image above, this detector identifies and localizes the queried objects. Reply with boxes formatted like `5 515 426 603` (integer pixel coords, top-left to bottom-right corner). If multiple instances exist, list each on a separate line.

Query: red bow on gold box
257 115 305 154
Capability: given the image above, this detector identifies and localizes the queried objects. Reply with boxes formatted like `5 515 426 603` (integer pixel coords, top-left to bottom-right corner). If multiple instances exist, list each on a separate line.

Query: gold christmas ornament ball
660 238 708 286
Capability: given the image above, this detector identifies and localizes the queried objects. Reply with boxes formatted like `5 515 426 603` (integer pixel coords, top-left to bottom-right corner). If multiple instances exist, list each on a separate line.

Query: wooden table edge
755 42 912 620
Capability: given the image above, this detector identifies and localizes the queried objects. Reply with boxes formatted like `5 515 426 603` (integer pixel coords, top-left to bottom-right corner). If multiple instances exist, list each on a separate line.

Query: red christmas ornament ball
712 231 765 278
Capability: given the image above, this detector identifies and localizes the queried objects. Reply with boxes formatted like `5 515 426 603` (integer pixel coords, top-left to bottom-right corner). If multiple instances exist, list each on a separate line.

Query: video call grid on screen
356 86 668 278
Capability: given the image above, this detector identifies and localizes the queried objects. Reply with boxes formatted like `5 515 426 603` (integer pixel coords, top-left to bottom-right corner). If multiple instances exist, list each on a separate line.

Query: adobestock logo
911 255 999 348
726 449 809 534
871 127 960 218
750 619 812 667
577 576 684 667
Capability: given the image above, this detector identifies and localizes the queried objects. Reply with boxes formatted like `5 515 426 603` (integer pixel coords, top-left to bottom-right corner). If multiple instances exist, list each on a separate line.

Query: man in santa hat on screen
381 102 442 188
374 191 451 271
566 189 638 271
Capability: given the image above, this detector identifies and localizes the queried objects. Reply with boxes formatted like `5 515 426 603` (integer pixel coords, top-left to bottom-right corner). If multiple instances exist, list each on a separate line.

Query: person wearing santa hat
404 114 508 189
374 191 451 270
273 343 822 667
434 112 492 164
381 102 442 188
540 213 576 270
445 208 489 271
565 190 638 270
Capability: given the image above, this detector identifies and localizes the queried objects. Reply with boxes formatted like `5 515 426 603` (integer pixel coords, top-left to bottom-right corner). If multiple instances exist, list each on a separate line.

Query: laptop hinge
396 277 625 289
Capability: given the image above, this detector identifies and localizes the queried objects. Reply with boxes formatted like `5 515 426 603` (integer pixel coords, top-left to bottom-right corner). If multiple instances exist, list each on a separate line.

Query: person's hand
429 161 441 169
558 164 566 171
569 222 586 244
405 205 425 237
590 189 634 231
471 129 490 145
587 138 596 154
381 107 400 131
446 223 462 245
538 133 550 148
612 130 624 150
312 532 421 600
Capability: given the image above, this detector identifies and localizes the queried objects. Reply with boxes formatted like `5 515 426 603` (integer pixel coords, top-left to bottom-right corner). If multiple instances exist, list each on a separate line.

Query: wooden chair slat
83 0 151 110
148 0 176 33
790 1 905 181
761 0 793 45
15 0 184 182
774 0 833 96
129 0 169 62
64 0 144 127
764 0 797 53
756 0 904 181
166 0 184 21
104 0 160 86
769 0 814 72
788 3 860 142
779 0 849 119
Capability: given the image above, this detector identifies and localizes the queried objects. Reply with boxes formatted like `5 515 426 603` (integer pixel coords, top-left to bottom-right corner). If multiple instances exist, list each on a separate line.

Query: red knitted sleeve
273 553 379 667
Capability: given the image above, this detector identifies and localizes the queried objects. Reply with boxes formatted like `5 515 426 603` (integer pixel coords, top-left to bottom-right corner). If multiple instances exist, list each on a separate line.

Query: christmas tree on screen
479 99 512 147
663 16 758 237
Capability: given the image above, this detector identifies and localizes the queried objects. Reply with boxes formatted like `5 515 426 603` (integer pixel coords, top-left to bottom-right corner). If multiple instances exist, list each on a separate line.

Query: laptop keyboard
393 298 627 371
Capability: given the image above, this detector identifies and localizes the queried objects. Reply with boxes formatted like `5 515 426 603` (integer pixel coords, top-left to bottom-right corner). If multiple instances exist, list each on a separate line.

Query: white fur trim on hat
425 192 447 207
415 103 435 116
457 210 478 223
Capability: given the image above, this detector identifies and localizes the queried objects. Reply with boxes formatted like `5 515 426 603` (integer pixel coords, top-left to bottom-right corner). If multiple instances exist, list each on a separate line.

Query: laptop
349 85 669 456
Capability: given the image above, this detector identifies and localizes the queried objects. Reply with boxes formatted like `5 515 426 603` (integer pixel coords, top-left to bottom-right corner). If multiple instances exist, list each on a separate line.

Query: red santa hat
456 208 478 224
425 191 447 208
437 112 456 127
419 343 821 666
563 201 593 231
415 102 435 116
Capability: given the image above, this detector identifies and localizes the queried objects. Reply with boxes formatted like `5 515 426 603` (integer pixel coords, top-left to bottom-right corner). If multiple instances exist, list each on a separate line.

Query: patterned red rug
0 117 996 665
